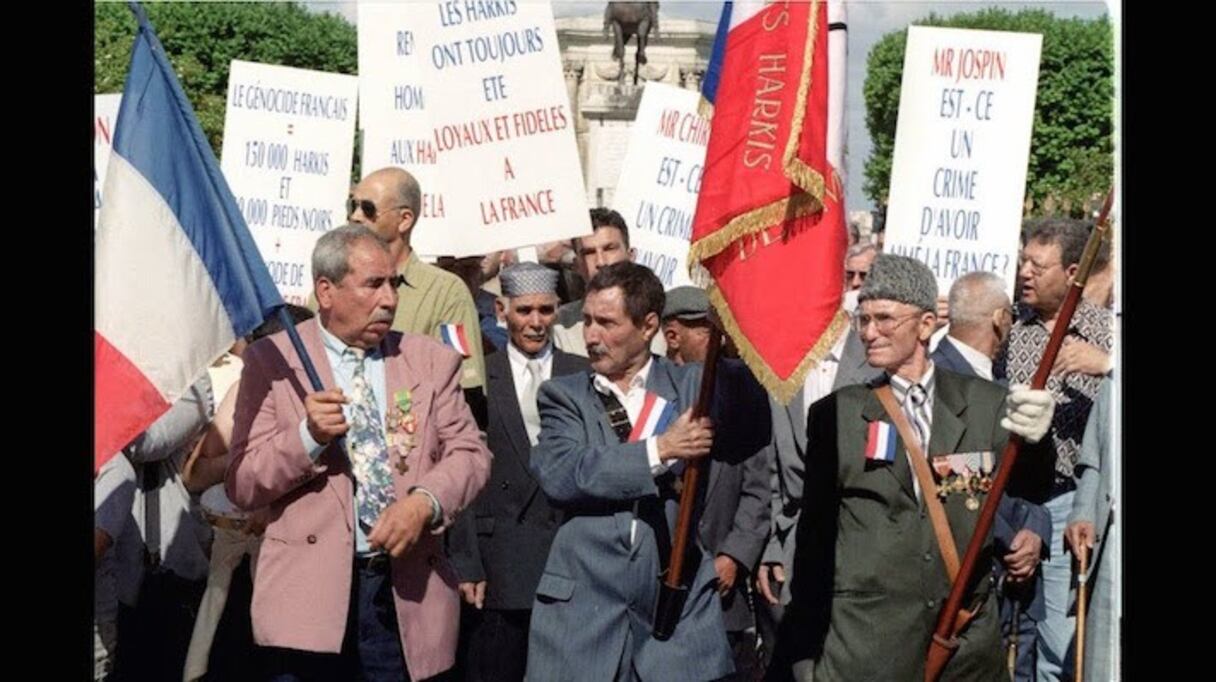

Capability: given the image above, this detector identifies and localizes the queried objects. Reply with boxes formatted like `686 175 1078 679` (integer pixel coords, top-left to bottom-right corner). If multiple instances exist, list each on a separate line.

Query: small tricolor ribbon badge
438 323 471 358
865 420 897 463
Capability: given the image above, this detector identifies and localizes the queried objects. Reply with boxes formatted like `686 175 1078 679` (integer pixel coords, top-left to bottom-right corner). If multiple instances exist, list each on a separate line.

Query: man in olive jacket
776 255 1057 681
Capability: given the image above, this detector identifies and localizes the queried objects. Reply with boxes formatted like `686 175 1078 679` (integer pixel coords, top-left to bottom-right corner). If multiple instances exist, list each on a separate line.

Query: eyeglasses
1019 257 1061 278
851 311 922 334
347 197 410 222
845 269 868 282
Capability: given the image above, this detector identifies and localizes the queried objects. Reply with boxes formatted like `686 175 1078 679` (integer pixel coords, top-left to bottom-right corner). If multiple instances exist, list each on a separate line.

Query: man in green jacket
777 255 1056 681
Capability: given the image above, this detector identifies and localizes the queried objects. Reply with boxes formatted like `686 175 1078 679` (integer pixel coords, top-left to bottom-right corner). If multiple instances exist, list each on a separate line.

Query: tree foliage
95 2 357 156
863 8 1113 217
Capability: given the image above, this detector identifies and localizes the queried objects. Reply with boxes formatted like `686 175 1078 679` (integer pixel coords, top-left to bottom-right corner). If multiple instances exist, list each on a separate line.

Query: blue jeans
1036 490 1077 681
264 556 410 682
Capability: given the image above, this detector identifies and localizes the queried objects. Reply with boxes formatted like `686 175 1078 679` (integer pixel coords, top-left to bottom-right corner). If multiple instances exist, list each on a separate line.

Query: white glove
1001 385 1056 444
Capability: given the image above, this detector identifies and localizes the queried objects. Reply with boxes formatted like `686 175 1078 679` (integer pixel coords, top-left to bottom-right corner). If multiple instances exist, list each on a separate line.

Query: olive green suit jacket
780 369 1012 682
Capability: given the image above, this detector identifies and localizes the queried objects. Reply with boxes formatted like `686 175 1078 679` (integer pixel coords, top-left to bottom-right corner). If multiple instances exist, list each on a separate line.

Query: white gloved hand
1001 385 1056 444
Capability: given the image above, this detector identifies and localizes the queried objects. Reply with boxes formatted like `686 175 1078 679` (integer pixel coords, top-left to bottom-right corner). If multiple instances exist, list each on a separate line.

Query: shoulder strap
874 385 960 580
594 388 634 443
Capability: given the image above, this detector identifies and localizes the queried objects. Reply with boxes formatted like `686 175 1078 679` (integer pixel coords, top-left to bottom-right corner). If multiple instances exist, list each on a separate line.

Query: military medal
387 389 417 475
392 446 410 474
965 496 980 511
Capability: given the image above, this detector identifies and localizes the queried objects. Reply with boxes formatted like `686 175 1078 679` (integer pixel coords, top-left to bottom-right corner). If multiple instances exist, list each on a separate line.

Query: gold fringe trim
689 0 828 265
709 284 849 405
782 0 826 199
688 192 822 264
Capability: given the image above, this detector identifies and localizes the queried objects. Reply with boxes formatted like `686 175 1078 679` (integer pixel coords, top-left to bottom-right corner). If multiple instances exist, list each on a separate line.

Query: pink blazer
226 319 491 679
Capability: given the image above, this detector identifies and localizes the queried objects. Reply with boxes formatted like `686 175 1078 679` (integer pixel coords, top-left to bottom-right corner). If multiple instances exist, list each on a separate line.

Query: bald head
348 167 422 261
948 272 1010 328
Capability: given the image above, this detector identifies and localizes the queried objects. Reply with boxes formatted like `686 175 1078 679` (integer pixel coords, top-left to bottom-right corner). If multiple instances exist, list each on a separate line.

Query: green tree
863 8 1113 217
95 2 357 158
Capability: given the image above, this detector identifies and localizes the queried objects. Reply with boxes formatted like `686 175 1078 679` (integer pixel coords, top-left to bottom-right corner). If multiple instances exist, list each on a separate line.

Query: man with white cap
448 262 589 682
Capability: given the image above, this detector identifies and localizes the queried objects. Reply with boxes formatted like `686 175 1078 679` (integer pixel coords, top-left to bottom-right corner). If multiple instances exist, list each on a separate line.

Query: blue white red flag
94 3 282 471
439 323 471 358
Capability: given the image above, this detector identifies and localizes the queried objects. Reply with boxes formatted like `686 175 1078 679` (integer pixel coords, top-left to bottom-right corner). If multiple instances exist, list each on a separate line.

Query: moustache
587 343 609 357
370 310 395 324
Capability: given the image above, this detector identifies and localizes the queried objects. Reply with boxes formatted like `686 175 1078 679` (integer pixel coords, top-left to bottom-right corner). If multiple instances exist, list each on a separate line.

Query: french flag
865 421 897 463
439 323 471 358
628 393 678 443
94 3 282 471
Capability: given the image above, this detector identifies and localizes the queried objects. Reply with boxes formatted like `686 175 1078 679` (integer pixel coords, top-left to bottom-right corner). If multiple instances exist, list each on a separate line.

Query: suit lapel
488 352 532 474
859 381 917 503
928 370 967 457
286 320 349 527
285 319 338 395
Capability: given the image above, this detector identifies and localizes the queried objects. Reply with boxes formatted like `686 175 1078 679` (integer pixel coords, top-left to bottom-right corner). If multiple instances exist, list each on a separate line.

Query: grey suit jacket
761 327 883 604
1068 376 1113 571
526 356 768 681
448 347 589 610
696 358 771 632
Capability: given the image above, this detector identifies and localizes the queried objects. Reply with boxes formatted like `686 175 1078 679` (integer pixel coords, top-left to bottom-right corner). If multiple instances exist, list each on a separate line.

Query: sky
304 0 1114 213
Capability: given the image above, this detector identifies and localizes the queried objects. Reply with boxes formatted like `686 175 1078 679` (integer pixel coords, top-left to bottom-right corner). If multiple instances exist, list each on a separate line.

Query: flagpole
652 329 723 640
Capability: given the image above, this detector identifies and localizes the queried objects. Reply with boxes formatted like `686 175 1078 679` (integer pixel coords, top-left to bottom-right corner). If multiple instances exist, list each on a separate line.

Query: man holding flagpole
525 262 768 681
776 254 1056 681
228 225 490 680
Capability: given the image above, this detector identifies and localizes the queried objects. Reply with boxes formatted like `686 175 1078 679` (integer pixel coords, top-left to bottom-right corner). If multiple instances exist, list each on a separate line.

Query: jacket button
923 552 932 562
307 534 317 544
926 599 936 609
501 481 510 490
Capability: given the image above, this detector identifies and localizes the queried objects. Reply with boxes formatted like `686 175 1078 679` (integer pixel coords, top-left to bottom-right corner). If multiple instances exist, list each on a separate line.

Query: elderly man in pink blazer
227 224 491 681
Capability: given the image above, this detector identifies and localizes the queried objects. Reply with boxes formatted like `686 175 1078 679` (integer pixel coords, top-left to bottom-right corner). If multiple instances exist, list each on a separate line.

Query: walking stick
1007 599 1020 679
924 189 1114 681
1076 545 1089 682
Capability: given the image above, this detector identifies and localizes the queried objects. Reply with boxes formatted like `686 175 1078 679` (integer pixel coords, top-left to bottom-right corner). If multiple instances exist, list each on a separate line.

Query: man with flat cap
662 286 771 678
775 254 1057 681
448 263 589 682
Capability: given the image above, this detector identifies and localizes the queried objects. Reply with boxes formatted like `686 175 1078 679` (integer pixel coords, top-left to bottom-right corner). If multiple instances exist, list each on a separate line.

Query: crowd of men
94 167 1117 681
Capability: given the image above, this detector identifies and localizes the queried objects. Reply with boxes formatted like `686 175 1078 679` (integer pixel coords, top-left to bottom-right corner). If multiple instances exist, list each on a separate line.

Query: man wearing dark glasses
348 167 487 422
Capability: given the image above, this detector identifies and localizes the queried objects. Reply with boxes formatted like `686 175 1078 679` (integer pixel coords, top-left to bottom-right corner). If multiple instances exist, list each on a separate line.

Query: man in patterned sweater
995 218 1113 682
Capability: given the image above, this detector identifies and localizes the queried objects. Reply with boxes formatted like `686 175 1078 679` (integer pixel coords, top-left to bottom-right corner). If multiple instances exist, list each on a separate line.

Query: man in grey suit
775 255 1057 681
663 286 771 679
527 263 769 681
753 291 883 667
449 263 590 681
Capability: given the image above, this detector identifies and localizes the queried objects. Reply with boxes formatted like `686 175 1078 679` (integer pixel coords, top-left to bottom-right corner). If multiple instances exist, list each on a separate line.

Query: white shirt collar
889 361 936 395
593 355 654 398
507 339 552 367
948 337 994 381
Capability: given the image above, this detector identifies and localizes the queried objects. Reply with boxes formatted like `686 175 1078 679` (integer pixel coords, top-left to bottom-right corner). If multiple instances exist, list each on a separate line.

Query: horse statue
604 2 659 85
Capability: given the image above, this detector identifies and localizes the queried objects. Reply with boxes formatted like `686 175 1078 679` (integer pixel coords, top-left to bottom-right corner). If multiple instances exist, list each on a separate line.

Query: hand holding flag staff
95 2 324 471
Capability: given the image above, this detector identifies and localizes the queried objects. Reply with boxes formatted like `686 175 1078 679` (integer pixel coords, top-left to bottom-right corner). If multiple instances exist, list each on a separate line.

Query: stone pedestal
556 13 715 208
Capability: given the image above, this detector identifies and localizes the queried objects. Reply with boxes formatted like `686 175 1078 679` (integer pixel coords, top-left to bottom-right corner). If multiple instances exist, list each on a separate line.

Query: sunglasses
346 197 409 222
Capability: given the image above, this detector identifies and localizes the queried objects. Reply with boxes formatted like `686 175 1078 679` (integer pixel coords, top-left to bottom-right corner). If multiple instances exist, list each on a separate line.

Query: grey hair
948 272 1010 327
312 224 389 283
846 242 877 260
